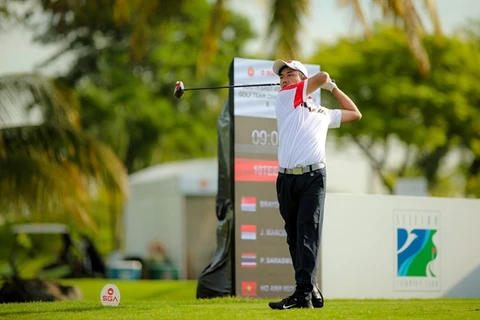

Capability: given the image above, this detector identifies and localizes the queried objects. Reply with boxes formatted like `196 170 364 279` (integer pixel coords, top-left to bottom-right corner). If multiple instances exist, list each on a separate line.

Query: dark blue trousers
276 167 326 302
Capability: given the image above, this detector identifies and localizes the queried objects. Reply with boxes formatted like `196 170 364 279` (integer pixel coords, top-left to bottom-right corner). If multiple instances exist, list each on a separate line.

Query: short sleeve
328 109 342 128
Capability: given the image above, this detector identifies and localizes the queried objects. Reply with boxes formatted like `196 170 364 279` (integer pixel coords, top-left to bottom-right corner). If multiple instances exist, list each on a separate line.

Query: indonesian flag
241 197 257 212
241 225 257 240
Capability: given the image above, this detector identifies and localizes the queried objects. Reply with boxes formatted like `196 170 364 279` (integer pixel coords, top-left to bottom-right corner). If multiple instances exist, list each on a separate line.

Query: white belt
279 162 326 175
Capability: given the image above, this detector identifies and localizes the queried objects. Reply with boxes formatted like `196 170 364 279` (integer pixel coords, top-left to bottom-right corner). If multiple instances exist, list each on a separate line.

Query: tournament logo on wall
394 210 440 292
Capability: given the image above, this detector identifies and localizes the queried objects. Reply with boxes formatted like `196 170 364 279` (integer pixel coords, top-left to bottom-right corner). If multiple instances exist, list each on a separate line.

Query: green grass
1 279 479 320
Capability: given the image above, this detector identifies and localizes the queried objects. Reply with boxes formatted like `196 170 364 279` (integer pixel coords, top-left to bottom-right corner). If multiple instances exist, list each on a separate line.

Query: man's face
279 67 303 89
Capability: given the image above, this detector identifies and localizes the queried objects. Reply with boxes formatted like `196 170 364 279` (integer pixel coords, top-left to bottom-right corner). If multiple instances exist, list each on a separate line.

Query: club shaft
184 83 279 91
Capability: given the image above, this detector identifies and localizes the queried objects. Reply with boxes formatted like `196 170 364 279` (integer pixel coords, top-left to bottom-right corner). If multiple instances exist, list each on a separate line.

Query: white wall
321 194 480 298
124 176 186 278
324 139 377 194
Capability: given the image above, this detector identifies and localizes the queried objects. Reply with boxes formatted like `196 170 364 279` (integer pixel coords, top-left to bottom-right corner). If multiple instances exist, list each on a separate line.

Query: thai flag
241 253 257 268
241 225 257 240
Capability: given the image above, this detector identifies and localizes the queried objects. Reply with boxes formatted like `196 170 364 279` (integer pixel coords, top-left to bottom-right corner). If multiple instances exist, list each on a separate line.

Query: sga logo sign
100 284 121 306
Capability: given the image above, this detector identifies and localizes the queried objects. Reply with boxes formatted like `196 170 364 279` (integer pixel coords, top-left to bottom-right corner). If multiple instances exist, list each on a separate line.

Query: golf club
174 81 280 99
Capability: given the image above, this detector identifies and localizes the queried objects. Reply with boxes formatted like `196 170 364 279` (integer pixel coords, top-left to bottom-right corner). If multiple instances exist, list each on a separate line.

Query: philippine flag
241 197 257 212
241 253 257 268
241 281 257 296
240 225 257 240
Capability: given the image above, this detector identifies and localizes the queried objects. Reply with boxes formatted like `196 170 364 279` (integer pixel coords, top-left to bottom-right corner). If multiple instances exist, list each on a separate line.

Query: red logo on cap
287 60 293 63
108 288 114 295
248 67 254 76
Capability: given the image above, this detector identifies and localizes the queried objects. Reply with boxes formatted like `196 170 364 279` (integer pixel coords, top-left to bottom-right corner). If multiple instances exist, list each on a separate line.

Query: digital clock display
234 116 278 159
251 129 278 146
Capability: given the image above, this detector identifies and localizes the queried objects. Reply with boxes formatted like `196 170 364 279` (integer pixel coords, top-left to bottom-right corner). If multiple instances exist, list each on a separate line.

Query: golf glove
321 80 337 92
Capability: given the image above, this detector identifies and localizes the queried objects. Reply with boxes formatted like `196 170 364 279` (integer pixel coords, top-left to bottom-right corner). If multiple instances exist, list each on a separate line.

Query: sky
228 0 480 57
1 0 479 76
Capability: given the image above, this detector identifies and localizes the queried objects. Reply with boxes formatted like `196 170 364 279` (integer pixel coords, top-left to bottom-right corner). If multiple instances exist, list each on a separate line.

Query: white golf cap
272 59 308 77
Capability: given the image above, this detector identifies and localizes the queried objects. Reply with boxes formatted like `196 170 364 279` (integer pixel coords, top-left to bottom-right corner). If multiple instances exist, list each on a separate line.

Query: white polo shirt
275 79 342 169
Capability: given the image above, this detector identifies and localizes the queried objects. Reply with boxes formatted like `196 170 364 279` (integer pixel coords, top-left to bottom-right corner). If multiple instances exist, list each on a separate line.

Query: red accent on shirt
293 81 305 108
279 81 305 109
280 84 296 91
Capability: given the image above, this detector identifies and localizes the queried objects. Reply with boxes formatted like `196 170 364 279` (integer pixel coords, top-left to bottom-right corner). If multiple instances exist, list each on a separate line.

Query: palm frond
0 73 80 129
402 0 430 75
113 0 131 26
197 0 226 77
112 0 188 63
338 0 372 37
421 0 443 40
370 0 431 75
268 0 310 59
0 124 129 228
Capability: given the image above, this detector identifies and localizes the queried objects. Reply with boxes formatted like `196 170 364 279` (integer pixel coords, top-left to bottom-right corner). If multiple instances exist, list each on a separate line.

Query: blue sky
0 0 479 75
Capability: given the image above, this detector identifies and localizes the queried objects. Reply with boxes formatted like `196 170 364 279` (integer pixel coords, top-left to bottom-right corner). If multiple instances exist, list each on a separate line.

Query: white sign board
321 194 480 298
233 58 320 119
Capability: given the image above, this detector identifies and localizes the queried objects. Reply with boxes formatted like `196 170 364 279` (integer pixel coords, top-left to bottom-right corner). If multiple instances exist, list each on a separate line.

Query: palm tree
54 0 440 76
3 0 442 77
0 73 129 239
354 0 442 76
200 0 442 76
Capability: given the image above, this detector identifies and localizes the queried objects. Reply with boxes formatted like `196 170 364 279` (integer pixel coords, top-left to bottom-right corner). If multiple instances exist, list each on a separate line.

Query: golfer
268 60 362 310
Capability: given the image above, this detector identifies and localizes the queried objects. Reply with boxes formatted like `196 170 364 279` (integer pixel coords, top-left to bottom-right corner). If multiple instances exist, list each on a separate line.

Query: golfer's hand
307 71 330 95
321 79 337 92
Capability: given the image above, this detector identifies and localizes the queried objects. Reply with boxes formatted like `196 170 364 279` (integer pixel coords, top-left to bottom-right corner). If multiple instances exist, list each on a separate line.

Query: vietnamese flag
242 281 257 296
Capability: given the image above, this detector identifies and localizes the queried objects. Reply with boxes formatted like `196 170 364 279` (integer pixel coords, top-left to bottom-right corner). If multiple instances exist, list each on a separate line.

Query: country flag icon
241 281 257 296
241 196 257 212
241 253 257 268
241 225 257 240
